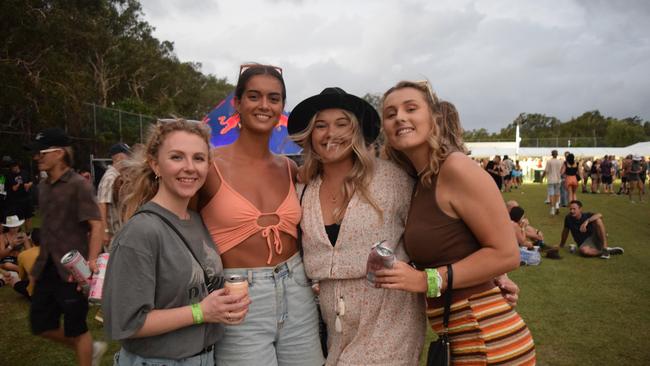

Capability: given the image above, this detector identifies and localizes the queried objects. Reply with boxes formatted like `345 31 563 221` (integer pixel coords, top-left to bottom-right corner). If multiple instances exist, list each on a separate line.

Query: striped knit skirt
426 287 536 365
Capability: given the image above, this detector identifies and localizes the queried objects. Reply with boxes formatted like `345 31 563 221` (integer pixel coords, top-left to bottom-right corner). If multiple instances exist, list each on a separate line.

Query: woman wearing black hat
288 87 425 365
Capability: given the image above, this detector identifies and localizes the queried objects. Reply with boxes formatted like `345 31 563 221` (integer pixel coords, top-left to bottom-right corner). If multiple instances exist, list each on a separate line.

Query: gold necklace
321 181 340 203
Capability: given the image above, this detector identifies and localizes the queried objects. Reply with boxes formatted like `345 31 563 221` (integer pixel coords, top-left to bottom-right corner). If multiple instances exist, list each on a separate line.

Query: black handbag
426 264 453 366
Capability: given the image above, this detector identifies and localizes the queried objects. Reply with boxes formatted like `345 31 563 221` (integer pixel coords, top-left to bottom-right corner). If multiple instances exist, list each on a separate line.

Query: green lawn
1 183 649 365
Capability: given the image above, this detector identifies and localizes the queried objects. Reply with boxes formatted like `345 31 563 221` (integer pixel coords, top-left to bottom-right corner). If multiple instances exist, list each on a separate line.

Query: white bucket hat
3 215 25 228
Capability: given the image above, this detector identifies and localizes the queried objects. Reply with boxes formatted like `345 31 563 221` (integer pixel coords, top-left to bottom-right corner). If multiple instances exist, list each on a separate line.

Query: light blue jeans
215 253 324 366
114 347 214 366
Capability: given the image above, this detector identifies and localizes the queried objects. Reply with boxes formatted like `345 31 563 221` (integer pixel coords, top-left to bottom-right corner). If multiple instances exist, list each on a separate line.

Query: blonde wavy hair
381 81 468 188
118 119 211 221
291 109 382 223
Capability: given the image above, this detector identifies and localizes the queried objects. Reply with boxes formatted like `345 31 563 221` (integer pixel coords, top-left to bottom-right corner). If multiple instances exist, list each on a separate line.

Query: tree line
464 111 650 147
1 0 234 162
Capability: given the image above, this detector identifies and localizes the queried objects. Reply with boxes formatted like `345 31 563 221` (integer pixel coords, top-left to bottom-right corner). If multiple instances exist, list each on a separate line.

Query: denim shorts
114 347 214 366
215 253 324 366
547 183 561 195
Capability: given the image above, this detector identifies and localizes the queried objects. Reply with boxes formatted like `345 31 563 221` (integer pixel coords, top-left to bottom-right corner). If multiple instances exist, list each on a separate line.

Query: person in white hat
628 155 644 202
1 215 30 273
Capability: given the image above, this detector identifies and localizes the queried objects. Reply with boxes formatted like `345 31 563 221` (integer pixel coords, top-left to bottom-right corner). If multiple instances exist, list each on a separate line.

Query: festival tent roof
202 92 302 155
466 141 650 158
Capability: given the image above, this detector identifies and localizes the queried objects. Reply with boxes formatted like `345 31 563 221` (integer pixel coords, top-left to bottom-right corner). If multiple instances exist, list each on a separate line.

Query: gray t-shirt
103 201 224 359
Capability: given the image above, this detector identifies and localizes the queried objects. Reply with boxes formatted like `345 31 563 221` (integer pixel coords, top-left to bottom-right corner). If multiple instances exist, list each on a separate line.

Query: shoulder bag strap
134 209 211 286
442 263 454 329
297 184 308 257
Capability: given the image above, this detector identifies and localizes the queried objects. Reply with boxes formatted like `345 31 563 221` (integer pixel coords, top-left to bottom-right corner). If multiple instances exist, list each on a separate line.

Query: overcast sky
140 0 650 132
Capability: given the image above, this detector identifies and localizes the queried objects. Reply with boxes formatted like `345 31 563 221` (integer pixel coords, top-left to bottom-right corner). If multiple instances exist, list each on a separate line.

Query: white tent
466 141 650 158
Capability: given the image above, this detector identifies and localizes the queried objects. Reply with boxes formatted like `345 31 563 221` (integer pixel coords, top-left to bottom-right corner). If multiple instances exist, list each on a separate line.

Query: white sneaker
550 207 555 215
92 341 107 366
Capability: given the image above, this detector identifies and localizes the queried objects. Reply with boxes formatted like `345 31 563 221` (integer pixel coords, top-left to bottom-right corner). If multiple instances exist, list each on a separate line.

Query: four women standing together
103 63 534 365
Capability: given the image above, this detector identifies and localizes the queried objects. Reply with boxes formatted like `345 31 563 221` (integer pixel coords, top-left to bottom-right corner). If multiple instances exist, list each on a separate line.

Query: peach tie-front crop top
201 158 301 264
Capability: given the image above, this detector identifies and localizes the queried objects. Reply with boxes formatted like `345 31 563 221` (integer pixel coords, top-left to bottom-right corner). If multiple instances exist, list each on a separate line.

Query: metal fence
85 103 158 151
464 137 609 147
1 104 159 176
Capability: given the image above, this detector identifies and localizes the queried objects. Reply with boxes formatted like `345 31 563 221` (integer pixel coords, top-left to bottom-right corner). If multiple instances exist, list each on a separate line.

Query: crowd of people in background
0 64 644 365
479 152 648 203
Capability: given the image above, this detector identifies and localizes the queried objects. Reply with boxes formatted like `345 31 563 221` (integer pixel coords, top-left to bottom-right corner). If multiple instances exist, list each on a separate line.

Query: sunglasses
414 80 440 105
239 63 283 76
38 148 63 155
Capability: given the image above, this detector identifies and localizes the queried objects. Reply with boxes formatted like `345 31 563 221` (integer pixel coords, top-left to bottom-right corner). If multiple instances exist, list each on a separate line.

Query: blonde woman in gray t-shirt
103 120 250 365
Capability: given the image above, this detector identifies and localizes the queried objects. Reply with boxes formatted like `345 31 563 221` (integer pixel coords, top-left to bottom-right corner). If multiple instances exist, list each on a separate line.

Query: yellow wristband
191 303 204 324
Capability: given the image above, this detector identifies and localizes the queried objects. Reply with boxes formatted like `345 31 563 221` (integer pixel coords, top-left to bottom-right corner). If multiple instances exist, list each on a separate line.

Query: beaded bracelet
191 303 204 324
425 268 442 298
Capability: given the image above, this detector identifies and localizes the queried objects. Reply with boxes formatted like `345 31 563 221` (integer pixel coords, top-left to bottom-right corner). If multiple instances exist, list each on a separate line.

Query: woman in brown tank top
375 81 536 365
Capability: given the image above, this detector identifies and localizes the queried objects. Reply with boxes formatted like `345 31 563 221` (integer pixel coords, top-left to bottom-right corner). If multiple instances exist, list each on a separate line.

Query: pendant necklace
321 181 339 203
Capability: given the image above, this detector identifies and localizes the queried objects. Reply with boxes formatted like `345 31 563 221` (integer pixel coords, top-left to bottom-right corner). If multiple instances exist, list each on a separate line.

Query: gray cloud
139 0 650 131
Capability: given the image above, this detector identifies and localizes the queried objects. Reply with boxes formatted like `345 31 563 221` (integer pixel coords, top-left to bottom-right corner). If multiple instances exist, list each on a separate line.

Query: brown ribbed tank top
404 173 494 309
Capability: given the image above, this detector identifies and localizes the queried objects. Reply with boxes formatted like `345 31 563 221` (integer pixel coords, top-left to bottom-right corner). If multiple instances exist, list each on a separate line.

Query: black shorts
504 174 512 181
30 275 89 337
627 173 640 182
601 175 613 184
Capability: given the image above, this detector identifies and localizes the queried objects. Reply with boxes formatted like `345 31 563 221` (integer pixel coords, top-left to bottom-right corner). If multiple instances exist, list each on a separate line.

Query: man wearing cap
26 128 106 366
96 143 130 251
5 158 34 233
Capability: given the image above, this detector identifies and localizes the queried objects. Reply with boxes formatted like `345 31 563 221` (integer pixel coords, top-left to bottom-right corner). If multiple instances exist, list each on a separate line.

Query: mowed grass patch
0 292 119 365
421 182 650 365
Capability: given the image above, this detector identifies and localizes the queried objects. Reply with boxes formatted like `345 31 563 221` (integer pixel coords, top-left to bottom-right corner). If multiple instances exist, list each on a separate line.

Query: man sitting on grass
559 200 624 259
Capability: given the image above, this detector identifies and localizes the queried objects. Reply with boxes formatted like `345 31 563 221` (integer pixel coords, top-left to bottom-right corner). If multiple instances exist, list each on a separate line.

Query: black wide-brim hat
288 87 380 144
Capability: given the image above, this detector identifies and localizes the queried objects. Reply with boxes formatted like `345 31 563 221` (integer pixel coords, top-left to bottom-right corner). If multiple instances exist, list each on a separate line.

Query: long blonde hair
382 81 467 188
119 119 211 221
291 110 382 223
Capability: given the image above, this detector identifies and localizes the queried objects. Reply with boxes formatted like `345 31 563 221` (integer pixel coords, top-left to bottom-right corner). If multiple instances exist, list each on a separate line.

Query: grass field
1 183 649 365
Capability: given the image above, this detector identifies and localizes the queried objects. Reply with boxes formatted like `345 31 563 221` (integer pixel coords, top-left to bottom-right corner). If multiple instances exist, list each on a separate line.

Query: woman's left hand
373 260 428 293
494 274 519 307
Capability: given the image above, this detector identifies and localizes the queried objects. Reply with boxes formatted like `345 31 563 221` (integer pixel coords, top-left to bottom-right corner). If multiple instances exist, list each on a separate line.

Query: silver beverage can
224 274 248 296
89 253 109 303
61 250 91 295
366 240 395 285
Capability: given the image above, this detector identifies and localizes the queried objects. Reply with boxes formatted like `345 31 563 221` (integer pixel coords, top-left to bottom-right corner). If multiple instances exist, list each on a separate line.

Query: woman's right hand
200 288 251 325
374 260 428 293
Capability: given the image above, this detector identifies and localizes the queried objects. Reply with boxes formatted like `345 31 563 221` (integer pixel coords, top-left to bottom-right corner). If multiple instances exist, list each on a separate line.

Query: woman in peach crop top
200 156 301 264
195 64 324 366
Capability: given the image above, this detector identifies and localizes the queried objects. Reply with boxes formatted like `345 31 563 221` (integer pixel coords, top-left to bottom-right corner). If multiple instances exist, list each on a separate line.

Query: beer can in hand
61 250 91 295
366 240 395 286
224 275 249 296
89 253 109 303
